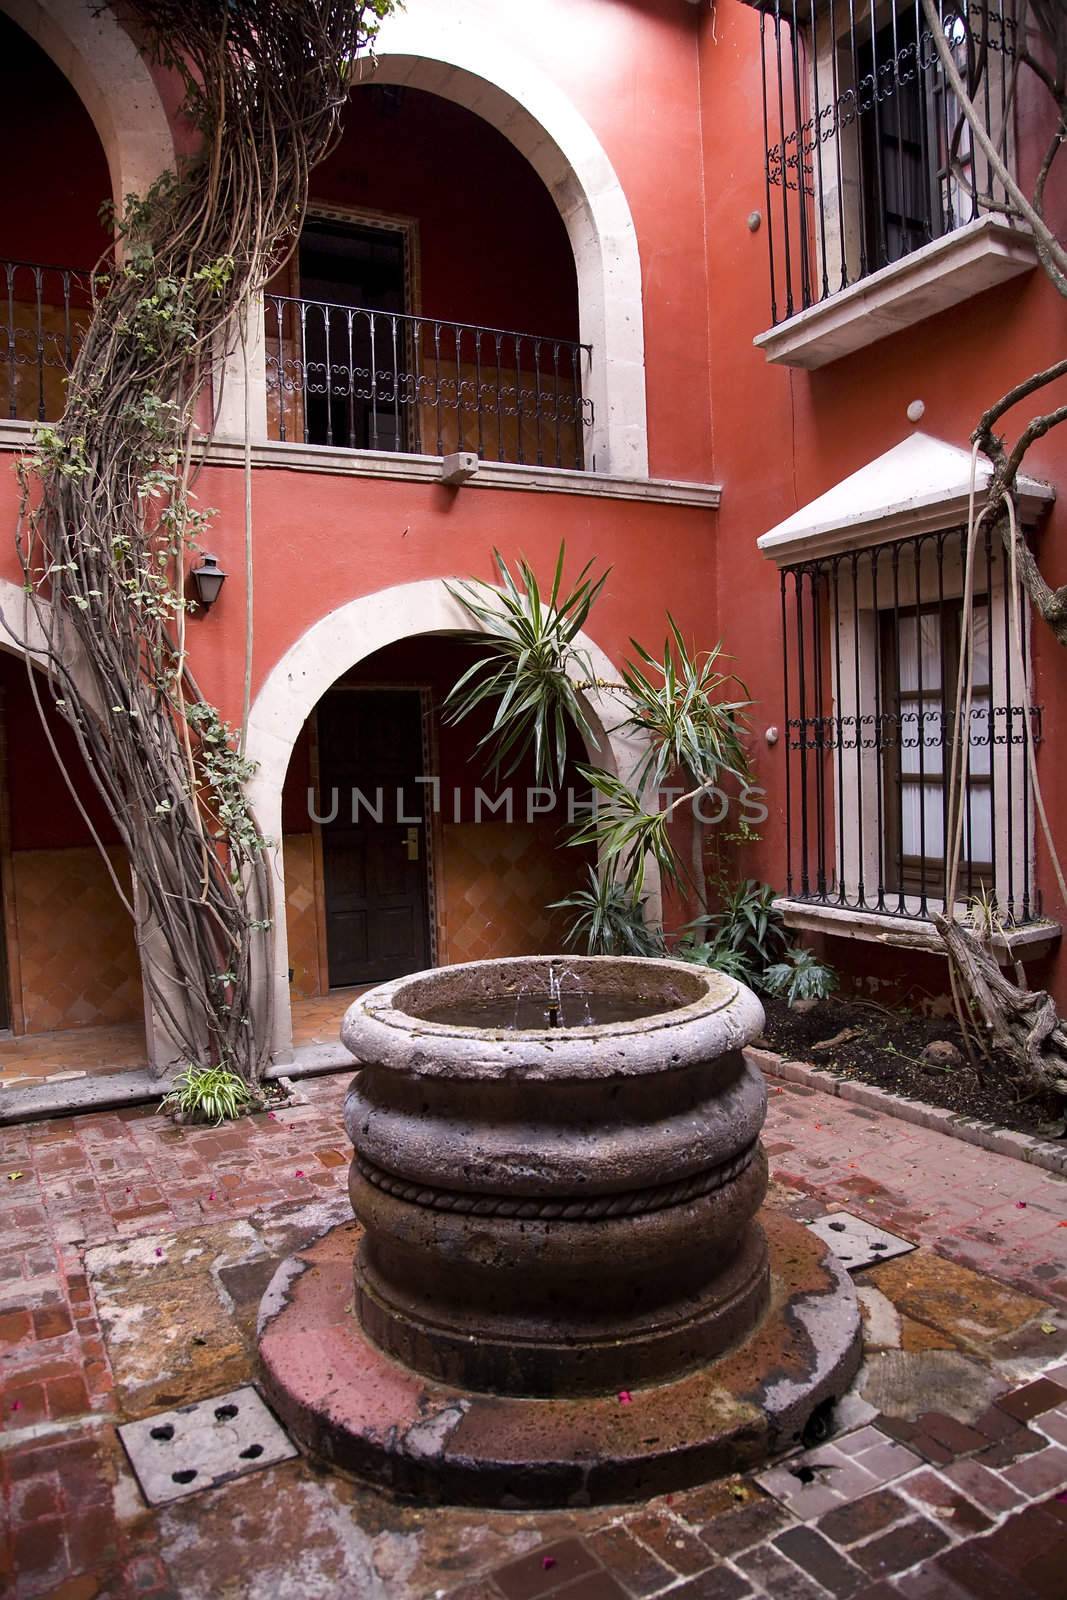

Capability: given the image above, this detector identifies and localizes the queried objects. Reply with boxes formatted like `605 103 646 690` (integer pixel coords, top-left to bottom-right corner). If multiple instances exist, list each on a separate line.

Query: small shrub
550 866 663 957
703 879 786 974
672 933 754 984
760 946 838 1007
160 1064 253 1125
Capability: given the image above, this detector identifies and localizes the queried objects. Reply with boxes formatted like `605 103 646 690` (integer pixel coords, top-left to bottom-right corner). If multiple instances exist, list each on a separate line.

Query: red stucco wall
696 1 1067 999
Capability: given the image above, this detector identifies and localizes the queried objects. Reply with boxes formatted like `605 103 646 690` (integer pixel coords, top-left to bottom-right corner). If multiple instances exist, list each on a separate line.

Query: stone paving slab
0 1071 1064 1597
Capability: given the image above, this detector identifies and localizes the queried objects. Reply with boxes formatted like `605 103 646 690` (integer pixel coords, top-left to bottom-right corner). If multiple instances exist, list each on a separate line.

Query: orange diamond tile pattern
441 822 586 966
283 833 322 999
11 846 142 1034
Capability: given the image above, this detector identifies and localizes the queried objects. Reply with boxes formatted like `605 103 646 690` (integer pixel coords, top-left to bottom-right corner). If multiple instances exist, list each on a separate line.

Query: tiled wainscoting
8 847 141 1034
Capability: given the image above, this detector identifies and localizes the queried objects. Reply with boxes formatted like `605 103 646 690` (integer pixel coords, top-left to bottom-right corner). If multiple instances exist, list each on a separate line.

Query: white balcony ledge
0 420 721 510
775 897 1061 966
754 216 1038 371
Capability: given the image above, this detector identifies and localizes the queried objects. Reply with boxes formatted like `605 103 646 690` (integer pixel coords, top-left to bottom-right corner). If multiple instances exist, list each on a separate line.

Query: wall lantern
190 553 227 612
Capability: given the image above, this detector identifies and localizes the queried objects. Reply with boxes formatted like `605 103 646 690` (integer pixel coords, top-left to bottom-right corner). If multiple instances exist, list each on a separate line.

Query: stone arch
245 578 658 1059
355 5 648 477
0 0 175 209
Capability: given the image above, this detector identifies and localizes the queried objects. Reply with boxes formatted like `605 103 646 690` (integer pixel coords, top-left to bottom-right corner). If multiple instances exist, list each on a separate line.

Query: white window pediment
756 432 1054 565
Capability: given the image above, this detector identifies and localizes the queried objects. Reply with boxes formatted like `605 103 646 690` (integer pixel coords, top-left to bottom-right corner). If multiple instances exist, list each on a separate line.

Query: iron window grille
780 523 1042 924
745 0 1018 325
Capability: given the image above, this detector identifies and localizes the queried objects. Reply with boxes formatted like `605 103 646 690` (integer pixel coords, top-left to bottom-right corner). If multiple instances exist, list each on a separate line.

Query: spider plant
550 865 663 957
160 1064 254 1125
445 545 609 788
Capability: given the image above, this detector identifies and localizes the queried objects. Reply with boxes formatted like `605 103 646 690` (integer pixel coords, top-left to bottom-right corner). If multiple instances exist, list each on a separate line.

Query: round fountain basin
340 955 771 1396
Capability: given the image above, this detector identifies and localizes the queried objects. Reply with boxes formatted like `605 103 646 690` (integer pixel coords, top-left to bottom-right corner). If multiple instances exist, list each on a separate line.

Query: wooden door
317 689 430 988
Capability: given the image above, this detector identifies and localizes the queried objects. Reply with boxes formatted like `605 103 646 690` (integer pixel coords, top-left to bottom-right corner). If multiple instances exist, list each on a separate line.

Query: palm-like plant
445 546 609 788
570 621 751 908
447 543 752 918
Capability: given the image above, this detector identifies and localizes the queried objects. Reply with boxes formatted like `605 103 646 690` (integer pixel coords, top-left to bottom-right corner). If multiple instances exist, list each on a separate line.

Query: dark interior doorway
316 687 431 988
298 215 409 450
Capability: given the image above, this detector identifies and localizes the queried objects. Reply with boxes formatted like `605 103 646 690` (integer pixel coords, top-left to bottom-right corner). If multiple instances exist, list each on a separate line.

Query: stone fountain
257 956 861 1507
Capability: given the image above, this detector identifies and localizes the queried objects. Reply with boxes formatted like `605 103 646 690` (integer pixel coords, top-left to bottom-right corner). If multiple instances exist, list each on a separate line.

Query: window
748 0 1017 325
879 598 992 900
779 525 1041 926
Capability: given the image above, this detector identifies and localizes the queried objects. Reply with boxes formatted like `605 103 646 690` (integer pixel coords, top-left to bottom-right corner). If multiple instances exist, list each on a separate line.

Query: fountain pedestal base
256 1209 861 1508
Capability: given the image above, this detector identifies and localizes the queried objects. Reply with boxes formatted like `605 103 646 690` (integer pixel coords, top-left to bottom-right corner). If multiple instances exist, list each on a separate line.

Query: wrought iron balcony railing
1 259 98 423
746 0 1018 325
1 262 595 473
263 294 593 469
780 524 1042 925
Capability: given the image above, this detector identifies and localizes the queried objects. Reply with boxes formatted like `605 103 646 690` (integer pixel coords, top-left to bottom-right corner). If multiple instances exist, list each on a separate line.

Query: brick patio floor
1 1071 1065 1598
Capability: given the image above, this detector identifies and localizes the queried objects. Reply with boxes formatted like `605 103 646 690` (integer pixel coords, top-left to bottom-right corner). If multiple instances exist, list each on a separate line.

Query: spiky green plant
671 934 754 983
160 1064 254 1125
445 545 609 788
550 865 663 957
702 879 786 974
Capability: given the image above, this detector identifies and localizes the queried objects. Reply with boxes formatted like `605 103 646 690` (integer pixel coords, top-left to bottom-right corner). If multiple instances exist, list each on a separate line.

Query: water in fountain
420 959 667 1030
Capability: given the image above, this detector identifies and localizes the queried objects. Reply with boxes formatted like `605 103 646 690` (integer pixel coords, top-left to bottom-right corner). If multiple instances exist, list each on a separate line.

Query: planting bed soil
758 994 1066 1140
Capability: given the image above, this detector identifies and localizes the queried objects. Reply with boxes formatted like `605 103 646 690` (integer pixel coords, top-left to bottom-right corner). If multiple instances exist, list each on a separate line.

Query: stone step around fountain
256 1209 862 1508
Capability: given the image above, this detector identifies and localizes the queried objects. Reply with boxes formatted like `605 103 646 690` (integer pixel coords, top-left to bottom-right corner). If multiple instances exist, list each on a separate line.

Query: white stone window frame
758 433 1059 961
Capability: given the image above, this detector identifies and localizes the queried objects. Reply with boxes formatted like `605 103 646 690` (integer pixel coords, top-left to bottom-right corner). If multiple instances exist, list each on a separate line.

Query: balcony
1 259 97 423
263 293 593 470
0 260 595 475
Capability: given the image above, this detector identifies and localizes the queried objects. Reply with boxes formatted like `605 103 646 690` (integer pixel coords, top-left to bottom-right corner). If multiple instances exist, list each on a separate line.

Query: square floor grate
806 1211 915 1271
118 1385 297 1505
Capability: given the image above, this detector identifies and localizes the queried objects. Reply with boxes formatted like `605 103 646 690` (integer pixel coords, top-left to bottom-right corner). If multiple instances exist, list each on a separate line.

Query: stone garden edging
744 1045 1067 1179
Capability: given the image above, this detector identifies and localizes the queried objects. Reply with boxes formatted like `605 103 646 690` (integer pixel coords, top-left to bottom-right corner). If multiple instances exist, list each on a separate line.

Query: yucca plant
760 946 838 1007
160 1064 254 1125
550 865 663 957
445 545 609 788
448 543 753 912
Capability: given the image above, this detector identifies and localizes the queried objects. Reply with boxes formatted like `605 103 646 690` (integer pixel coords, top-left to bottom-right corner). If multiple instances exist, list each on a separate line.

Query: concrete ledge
0 1040 348 1125
0 420 721 510
774 899 1062 966
746 1045 1067 1177
0 1069 168 1125
754 217 1037 370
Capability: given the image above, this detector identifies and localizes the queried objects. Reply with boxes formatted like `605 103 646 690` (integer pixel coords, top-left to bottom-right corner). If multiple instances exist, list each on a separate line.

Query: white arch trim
357 2 648 477
1 0 175 211
245 577 658 1060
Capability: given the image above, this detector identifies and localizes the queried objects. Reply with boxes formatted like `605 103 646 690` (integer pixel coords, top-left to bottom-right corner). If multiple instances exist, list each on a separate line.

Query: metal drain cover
118 1385 297 1505
806 1211 915 1271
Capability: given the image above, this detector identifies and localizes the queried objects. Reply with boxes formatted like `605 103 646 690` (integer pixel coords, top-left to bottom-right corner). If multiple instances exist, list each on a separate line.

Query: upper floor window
751 0 1018 325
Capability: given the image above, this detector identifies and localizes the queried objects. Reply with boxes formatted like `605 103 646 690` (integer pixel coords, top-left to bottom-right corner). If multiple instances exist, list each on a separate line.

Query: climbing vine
7 1 393 1085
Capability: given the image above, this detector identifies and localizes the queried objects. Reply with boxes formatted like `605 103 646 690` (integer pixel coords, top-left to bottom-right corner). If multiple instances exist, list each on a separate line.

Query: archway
0 0 175 211
245 577 655 1060
353 7 647 476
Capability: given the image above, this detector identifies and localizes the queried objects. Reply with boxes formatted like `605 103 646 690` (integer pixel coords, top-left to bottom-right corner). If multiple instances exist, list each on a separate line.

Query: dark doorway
317 688 430 988
298 215 409 451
